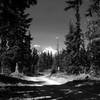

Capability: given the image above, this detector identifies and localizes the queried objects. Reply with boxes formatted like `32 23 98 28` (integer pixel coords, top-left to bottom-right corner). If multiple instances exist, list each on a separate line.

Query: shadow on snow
0 78 100 100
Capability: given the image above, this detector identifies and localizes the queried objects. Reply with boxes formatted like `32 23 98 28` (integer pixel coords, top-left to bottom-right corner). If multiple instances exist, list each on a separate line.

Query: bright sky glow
33 44 40 48
43 46 57 55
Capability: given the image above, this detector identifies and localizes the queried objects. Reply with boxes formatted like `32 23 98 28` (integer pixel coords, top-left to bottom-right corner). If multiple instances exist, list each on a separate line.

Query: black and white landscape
0 0 100 100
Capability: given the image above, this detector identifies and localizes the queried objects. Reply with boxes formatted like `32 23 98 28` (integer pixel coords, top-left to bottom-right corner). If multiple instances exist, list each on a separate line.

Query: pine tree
64 0 86 74
65 0 83 51
0 0 37 74
38 52 53 72
64 21 75 66
64 20 87 74
64 21 79 74
31 48 39 74
64 0 83 65
85 0 100 74
85 20 100 74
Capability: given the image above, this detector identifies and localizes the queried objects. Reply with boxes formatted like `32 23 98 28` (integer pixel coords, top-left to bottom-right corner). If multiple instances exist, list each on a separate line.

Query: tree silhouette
38 52 53 72
31 48 39 75
64 21 85 74
65 0 82 36
85 0 100 74
0 0 37 74
64 0 83 69
85 20 100 74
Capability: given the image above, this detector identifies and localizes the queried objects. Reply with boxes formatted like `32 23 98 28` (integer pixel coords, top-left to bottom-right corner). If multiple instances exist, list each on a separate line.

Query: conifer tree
85 20 100 73
0 0 37 74
85 0 100 74
64 0 83 66
31 48 39 74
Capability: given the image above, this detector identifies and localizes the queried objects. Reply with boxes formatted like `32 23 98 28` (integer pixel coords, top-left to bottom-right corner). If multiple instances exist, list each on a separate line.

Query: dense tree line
58 0 100 75
38 52 53 72
0 0 100 76
0 0 37 75
32 0 100 75
31 0 100 76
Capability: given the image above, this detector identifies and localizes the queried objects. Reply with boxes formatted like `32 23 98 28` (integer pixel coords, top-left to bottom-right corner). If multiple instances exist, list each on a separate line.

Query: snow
23 75 62 86
22 72 100 86
1 72 100 87
9 96 52 100
22 73 90 86
33 96 51 100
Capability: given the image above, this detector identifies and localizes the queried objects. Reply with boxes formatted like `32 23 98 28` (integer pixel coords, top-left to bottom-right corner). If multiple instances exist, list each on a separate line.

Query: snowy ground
1 72 100 100
0 72 100 87
21 72 98 86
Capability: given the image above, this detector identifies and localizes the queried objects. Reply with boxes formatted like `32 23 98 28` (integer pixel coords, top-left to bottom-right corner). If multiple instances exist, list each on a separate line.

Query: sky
27 0 89 50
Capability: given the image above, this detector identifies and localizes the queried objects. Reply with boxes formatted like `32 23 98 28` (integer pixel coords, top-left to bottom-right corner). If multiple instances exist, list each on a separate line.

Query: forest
0 0 99 77
0 0 100 100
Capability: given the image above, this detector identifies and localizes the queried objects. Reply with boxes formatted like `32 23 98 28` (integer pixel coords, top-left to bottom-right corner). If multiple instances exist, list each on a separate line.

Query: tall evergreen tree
85 20 100 74
64 21 76 66
64 21 80 74
85 0 100 74
64 0 83 68
31 48 39 75
0 0 37 74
